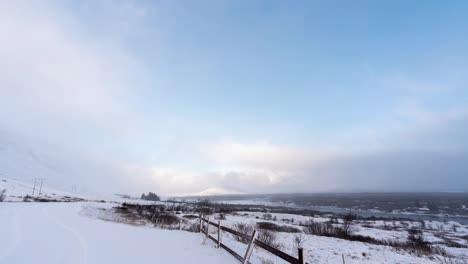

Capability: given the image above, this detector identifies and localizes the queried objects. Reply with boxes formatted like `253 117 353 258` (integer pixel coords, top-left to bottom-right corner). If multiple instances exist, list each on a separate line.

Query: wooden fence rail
200 216 306 264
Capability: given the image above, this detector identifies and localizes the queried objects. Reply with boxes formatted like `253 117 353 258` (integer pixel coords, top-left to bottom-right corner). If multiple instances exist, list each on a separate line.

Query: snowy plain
0 202 234 264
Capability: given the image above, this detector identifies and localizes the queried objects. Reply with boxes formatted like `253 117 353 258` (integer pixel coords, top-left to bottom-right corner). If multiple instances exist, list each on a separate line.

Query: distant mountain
193 187 244 196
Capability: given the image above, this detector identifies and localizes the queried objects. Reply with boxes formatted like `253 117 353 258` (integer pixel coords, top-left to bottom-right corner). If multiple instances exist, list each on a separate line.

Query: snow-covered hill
0 177 80 202
0 130 65 186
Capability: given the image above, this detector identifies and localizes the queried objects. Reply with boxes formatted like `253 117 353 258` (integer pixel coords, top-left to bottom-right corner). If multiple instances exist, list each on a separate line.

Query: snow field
0 202 235 264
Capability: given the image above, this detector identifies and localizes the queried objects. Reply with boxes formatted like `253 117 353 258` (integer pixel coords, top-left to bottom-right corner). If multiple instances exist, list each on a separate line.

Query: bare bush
233 223 254 243
304 220 347 237
183 214 199 219
303 219 449 257
343 213 357 236
305 214 357 238
0 189 6 202
23 195 33 202
195 199 214 215
257 229 282 249
256 221 301 233
185 221 200 233
293 233 307 252
151 213 179 226
440 237 468 249
114 203 181 229
383 230 450 257
262 213 272 220
405 230 433 255
217 213 227 220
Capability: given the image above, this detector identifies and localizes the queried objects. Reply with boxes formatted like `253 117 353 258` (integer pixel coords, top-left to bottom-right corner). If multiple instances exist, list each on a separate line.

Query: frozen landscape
2 0 468 263
1 178 468 264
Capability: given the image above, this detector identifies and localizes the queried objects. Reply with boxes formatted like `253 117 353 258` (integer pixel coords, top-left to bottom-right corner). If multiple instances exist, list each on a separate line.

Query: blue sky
1 0 468 195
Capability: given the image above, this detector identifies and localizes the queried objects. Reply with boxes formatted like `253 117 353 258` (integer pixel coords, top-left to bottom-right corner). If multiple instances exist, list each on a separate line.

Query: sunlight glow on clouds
207 141 331 170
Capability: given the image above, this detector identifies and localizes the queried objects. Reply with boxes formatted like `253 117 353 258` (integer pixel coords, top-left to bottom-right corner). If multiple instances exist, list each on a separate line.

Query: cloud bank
1 0 467 196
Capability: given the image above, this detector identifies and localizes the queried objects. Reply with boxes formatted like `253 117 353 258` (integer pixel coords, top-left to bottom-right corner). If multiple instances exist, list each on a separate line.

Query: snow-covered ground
0 202 235 264
2 176 468 264
204 211 468 264
0 176 144 204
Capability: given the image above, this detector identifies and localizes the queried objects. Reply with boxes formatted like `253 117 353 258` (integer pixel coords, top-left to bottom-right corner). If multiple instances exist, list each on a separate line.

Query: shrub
257 229 282 249
385 233 450 257
304 220 448 257
151 213 179 226
217 213 227 220
183 214 199 219
256 222 301 233
23 195 33 202
185 221 200 233
233 223 254 243
441 238 468 249
343 213 357 236
304 220 345 237
293 233 307 252
304 220 379 244
0 189 6 202
262 213 272 220
405 231 433 256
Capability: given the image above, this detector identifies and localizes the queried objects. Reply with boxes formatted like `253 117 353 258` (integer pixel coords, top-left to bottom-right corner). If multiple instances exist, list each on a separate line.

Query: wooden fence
199 216 306 264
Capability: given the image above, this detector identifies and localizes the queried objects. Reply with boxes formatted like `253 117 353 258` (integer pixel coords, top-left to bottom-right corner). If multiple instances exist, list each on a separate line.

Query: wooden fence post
199 215 202 233
342 254 345 264
179 219 182 231
298 248 304 264
217 220 221 248
242 229 258 264
206 217 210 238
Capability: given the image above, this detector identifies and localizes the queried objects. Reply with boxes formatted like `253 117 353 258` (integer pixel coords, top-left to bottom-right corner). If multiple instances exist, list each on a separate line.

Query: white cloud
0 0 139 127
0 0 151 193
206 141 331 170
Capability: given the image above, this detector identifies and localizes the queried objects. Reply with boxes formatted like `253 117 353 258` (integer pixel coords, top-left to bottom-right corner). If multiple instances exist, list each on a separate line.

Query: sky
1 0 468 196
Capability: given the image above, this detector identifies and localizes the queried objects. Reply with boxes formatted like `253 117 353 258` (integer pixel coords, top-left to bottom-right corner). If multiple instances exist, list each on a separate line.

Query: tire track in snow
41 205 89 264
0 206 23 262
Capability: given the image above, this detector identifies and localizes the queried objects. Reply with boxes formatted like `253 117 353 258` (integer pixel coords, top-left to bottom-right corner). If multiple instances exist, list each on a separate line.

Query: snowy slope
0 176 88 202
0 131 64 186
0 202 235 264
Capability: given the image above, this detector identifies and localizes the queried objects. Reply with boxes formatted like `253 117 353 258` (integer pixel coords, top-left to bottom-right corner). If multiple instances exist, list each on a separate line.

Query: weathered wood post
217 220 221 248
199 215 203 233
242 229 258 264
342 254 346 264
298 248 305 264
206 217 210 238
179 219 182 231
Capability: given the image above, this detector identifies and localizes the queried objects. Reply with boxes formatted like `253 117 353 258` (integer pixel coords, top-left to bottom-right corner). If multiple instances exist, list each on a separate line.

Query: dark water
307 206 468 225
201 192 468 225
